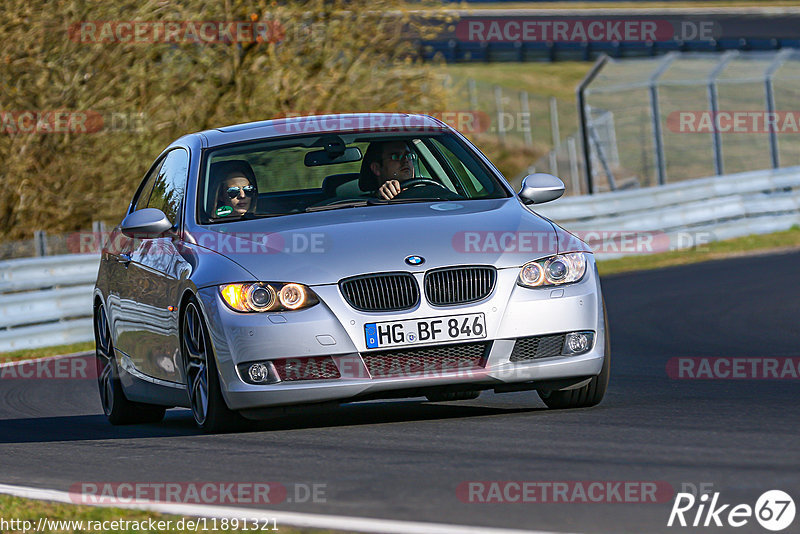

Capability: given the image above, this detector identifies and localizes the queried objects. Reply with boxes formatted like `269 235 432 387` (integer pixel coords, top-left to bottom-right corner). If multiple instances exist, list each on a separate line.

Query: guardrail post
92 220 107 253
34 231 47 257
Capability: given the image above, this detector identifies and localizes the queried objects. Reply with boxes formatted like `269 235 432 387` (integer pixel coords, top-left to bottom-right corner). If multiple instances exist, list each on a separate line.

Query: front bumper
196 258 607 411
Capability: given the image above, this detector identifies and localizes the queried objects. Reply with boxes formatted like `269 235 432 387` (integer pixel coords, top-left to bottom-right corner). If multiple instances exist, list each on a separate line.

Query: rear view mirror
120 208 173 238
518 173 566 205
304 146 362 167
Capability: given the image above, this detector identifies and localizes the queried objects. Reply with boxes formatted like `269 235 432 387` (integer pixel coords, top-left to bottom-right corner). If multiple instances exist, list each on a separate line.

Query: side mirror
518 173 565 205
120 208 173 238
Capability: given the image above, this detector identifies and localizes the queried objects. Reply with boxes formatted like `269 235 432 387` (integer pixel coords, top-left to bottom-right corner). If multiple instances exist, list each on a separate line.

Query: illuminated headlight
518 253 588 288
220 282 318 312
279 283 307 310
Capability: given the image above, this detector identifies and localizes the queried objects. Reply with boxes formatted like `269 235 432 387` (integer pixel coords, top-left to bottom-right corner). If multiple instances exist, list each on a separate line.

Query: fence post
568 136 581 196
764 49 792 169
577 55 609 195
34 231 47 257
549 151 558 177
494 85 505 144
549 96 561 150
708 51 738 176
588 121 617 191
648 53 677 186
468 78 478 112
520 91 533 147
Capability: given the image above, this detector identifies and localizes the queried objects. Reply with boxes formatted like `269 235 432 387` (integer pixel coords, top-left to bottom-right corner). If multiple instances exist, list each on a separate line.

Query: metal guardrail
535 166 800 260
2 166 799 351
0 255 99 352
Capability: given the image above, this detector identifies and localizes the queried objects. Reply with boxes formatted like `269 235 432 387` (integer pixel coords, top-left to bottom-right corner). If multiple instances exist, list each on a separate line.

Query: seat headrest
322 173 360 197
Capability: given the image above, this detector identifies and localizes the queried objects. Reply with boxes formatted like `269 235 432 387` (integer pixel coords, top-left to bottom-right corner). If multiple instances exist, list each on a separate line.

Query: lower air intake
362 342 489 379
509 334 566 362
272 356 340 381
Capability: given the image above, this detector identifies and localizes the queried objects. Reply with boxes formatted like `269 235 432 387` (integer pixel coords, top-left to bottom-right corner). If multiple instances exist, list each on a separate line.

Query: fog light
563 332 594 355
248 363 271 383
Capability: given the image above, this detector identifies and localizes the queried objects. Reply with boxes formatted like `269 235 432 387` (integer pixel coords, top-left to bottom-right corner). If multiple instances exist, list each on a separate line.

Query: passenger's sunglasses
385 152 417 162
226 185 256 199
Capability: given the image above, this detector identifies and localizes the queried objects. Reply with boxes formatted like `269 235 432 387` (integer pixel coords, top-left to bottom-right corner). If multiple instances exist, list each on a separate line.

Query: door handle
118 252 132 267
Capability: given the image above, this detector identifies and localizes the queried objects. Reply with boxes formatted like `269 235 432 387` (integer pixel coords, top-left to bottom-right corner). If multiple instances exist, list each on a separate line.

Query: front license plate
364 313 486 349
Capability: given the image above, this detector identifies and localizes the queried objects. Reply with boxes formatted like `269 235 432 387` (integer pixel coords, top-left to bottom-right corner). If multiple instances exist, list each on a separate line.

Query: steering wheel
401 178 447 190
394 178 459 200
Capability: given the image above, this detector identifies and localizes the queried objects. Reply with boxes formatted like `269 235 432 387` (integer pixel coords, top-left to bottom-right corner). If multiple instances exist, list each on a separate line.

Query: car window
426 138 487 196
147 148 189 226
199 132 508 223
131 159 164 213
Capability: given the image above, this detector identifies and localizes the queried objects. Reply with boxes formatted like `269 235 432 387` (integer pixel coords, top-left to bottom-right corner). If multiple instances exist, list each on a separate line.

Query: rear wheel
94 304 166 425
181 299 248 433
538 302 610 409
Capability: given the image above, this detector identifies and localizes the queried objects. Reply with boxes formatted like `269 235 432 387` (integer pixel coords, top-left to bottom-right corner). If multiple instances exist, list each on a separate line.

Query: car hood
187 198 569 286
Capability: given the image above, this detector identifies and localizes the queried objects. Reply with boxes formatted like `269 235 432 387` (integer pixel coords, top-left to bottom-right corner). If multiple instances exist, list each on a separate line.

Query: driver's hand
378 180 403 200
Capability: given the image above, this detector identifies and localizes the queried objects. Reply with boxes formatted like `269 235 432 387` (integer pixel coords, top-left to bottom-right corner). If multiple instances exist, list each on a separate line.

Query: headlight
220 282 319 312
518 253 587 288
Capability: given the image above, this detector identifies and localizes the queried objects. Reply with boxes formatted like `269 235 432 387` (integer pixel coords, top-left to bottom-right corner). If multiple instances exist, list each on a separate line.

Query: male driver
363 140 417 200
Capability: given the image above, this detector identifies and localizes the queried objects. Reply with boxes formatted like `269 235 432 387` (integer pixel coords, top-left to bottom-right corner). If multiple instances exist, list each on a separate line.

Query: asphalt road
1 251 799 533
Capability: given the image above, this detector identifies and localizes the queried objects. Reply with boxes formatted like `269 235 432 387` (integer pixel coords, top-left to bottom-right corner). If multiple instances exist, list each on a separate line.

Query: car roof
195 113 452 148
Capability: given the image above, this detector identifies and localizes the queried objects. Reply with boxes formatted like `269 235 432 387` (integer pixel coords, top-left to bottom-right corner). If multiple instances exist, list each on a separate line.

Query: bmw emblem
405 255 424 266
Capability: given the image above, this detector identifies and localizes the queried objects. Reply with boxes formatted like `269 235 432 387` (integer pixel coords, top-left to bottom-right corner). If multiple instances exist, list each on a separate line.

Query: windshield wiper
384 197 457 204
305 200 371 212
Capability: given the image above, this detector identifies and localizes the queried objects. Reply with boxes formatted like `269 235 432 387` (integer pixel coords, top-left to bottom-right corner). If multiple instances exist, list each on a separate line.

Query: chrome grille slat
340 273 419 312
424 266 496 306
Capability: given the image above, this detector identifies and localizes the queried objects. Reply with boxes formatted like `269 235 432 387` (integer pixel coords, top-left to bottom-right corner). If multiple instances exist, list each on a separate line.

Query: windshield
198 132 510 223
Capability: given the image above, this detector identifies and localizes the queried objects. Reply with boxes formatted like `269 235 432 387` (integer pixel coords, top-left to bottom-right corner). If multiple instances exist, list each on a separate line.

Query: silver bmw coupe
93 113 609 432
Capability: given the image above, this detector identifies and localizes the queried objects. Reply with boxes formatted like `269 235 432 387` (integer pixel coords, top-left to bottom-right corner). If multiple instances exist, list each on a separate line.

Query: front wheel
181 300 248 433
538 302 610 409
94 304 166 425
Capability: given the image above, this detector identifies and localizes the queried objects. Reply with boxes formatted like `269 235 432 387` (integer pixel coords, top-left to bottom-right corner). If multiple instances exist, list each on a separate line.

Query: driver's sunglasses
226 185 256 199
385 152 417 162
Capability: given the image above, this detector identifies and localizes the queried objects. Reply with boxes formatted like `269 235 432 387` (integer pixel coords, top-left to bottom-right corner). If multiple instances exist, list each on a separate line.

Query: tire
181 299 248 433
538 301 610 409
94 304 166 425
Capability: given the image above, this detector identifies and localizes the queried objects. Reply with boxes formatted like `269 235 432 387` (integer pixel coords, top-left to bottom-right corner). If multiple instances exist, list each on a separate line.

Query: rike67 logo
668 490 795 531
